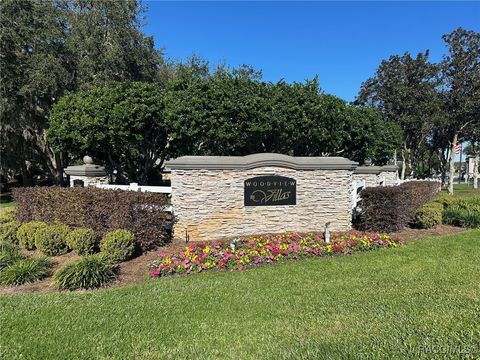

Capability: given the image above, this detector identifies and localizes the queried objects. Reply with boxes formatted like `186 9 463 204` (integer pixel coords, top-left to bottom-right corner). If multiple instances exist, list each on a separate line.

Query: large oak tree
440 28 480 194
0 0 163 185
355 51 441 180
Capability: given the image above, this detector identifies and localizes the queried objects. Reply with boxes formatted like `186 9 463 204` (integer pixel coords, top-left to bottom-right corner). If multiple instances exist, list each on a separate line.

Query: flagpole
458 142 462 185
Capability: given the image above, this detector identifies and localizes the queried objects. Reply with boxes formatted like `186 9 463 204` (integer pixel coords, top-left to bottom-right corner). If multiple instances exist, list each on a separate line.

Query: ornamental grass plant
443 197 480 228
0 242 24 271
0 257 51 286
52 254 118 290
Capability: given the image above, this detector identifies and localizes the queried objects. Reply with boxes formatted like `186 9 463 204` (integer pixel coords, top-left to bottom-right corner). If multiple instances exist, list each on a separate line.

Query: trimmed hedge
35 224 70 256
0 208 15 224
17 221 48 250
100 229 135 263
359 181 441 232
0 221 20 244
13 187 170 251
66 228 98 255
434 192 455 209
411 202 443 229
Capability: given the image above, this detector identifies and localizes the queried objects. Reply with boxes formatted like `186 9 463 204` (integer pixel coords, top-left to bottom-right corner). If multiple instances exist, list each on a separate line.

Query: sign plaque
244 175 296 206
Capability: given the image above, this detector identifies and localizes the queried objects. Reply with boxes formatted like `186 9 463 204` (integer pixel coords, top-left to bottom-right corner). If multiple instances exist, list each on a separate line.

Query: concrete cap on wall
354 165 398 174
380 165 398 172
64 156 106 177
166 153 358 170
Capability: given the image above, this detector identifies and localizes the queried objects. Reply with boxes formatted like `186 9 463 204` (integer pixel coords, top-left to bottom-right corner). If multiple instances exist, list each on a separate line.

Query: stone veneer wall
69 175 109 187
171 166 353 242
352 173 378 188
353 166 398 188
380 171 398 186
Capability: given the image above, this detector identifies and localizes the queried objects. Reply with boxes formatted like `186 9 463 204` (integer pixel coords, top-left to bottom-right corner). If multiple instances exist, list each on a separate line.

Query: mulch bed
395 224 466 242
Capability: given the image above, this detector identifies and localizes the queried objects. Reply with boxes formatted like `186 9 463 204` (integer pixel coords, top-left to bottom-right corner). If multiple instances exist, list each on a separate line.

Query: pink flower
238 264 244 271
149 269 160 277
290 243 300 252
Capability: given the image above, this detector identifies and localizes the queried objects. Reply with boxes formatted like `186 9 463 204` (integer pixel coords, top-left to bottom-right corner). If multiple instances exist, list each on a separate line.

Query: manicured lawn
0 201 15 209
1 231 480 359
452 184 480 198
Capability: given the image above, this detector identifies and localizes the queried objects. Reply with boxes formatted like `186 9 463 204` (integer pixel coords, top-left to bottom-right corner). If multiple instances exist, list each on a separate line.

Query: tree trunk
401 148 406 180
54 152 64 186
405 148 412 179
440 147 449 186
393 149 399 179
474 154 479 189
448 133 458 195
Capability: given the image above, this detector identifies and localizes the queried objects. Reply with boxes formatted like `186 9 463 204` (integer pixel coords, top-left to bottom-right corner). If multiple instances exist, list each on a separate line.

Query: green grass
1 231 480 359
452 184 480 198
0 201 15 209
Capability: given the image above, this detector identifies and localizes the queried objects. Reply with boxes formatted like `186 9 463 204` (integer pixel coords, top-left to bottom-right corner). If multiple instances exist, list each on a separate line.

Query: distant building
466 156 479 181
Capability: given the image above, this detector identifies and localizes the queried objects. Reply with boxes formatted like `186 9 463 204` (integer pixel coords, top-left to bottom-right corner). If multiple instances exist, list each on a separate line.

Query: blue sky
143 1 479 102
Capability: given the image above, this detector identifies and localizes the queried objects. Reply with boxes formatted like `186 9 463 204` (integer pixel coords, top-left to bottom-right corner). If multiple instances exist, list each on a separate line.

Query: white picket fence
96 182 172 212
96 182 172 194
395 178 442 186
351 179 366 209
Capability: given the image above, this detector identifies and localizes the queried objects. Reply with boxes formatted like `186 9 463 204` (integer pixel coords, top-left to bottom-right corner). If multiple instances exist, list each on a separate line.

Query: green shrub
442 197 480 228
411 203 443 229
0 208 15 223
0 243 24 271
0 257 51 285
359 181 441 232
0 220 21 244
35 224 70 256
433 192 455 208
13 186 170 251
100 229 135 262
52 254 118 290
66 228 98 255
16 221 48 250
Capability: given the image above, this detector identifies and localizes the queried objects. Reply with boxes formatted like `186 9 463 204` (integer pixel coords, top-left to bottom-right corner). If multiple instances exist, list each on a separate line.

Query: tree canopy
355 27 480 192
48 72 401 184
0 0 163 185
355 51 441 179
48 82 167 184
3 0 478 191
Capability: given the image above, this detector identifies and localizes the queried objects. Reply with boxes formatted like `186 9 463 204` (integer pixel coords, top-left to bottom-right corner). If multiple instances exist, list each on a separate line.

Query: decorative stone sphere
83 155 93 165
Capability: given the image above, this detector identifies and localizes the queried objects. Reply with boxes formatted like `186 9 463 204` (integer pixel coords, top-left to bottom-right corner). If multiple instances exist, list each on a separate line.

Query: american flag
455 142 462 155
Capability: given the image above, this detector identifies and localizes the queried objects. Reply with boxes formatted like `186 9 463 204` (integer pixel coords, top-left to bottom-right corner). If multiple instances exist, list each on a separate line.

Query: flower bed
149 231 402 278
